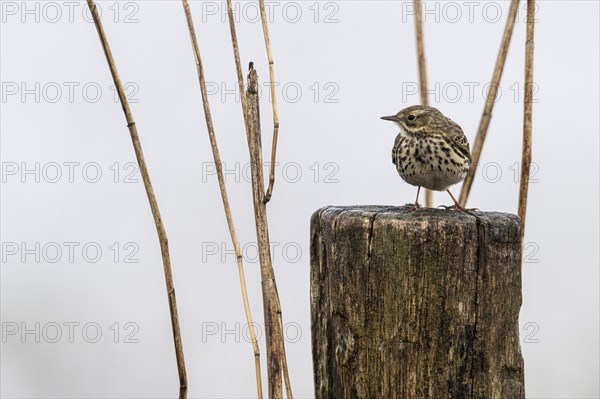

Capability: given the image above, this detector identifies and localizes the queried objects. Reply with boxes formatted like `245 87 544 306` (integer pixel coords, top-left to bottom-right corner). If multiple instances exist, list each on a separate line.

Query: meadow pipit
381 105 471 210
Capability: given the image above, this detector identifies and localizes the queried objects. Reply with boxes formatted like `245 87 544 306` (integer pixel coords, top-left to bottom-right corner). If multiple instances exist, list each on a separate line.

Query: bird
381 105 472 210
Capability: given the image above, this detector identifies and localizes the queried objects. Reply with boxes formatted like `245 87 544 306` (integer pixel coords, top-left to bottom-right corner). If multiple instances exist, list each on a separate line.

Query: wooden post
310 205 525 399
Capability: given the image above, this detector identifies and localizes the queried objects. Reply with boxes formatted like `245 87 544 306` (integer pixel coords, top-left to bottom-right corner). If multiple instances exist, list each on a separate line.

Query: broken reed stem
181 1 263 397
225 2 290 397
259 0 280 204
459 0 519 207
256 5 291 393
86 1 187 397
246 64 291 399
412 0 433 208
519 0 535 239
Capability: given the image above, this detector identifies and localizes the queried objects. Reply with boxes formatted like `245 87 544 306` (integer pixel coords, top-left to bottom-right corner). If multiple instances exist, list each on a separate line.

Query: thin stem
257 2 291 393
459 0 520 207
225 3 289 397
182 2 263 397
413 0 433 208
519 0 535 239
86 1 187 397
226 0 250 135
259 0 280 204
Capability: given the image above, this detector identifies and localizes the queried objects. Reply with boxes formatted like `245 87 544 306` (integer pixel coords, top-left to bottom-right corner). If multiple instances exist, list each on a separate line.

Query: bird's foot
438 204 479 212
412 202 424 211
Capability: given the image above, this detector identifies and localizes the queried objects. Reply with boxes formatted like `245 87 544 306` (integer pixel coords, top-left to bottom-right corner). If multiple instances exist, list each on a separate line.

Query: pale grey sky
1 1 599 398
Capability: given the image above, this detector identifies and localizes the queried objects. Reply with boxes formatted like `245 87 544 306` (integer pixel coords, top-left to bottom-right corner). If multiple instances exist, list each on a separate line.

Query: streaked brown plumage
381 105 471 209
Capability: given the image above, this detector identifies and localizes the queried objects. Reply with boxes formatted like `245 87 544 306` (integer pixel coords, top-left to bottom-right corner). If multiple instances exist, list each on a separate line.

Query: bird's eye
407 114 416 121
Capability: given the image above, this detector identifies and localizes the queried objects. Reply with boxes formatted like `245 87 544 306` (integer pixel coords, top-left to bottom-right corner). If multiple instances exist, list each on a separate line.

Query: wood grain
311 206 524 399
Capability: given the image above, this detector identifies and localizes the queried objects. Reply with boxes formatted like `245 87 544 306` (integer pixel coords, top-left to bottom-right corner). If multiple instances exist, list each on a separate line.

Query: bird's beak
381 115 397 122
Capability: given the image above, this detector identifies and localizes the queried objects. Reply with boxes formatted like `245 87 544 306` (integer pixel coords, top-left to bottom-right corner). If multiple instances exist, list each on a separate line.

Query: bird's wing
445 119 472 162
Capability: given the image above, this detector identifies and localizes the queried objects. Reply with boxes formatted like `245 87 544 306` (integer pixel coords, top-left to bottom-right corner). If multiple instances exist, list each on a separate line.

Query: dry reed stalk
86 1 187 397
259 0 280 204
246 64 290 399
256 4 292 393
458 0 520 207
519 0 535 238
247 63 292 398
181 1 263 397
412 0 433 208
225 2 290 397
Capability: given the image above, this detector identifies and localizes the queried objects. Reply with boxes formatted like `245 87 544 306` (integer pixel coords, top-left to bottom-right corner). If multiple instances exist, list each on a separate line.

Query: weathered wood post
310 205 525 399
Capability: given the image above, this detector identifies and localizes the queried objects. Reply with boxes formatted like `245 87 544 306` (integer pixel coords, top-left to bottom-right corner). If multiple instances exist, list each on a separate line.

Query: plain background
1 1 599 398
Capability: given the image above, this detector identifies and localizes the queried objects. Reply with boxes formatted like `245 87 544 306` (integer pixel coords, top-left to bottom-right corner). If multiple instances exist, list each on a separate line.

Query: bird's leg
413 186 422 210
439 189 479 211
446 189 463 209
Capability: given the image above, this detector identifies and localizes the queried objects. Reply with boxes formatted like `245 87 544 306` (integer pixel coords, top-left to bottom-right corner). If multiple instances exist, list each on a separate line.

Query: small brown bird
381 105 471 210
